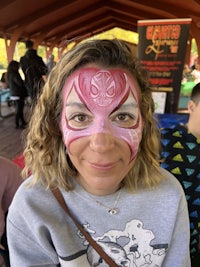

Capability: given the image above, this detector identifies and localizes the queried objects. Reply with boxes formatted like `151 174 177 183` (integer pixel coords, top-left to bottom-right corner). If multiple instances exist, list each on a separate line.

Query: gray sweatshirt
7 168 191 267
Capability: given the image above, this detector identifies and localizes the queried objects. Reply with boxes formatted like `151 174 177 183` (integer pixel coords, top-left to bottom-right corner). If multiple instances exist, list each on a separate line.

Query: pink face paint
60 67 143 161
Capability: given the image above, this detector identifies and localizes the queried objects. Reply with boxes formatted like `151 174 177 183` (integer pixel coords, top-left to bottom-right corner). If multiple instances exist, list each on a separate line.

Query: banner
137 18 191 113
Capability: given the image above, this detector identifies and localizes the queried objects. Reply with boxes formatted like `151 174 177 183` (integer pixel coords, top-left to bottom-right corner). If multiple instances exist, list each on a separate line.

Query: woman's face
61 66 143 195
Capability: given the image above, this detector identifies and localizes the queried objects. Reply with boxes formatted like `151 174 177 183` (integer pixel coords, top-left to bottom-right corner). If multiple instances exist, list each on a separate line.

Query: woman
7 39 190 266
7 60 27 129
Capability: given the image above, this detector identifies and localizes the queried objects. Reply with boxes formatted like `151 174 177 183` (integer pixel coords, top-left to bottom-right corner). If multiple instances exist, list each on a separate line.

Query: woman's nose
90 133 115 153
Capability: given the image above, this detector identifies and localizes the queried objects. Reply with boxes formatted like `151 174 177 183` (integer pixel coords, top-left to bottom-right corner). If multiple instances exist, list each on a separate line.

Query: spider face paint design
61 68 143 161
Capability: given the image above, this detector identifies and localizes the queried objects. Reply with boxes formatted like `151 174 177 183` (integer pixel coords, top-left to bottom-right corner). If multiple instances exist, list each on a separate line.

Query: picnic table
0 89 14 118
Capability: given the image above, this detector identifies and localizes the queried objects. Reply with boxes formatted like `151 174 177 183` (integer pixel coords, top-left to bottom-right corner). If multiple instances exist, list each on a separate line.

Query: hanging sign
137 18 191 113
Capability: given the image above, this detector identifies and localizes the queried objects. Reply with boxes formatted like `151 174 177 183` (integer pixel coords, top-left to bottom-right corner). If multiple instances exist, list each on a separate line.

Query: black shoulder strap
51 187 118 267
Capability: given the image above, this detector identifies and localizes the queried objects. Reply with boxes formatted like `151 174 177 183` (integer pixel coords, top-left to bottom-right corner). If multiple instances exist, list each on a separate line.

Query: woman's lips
89 161 118 170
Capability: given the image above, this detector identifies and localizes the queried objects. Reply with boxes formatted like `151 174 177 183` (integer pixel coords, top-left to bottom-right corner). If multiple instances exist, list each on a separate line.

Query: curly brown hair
23 38 164 191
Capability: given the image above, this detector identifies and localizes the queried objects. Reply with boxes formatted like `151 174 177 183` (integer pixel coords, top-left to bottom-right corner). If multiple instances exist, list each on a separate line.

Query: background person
0 157 22 267
46 54 56 77
160 82 200 266
7 39 190 267
7 61 27 129
20 40 47 104
0 72 9 90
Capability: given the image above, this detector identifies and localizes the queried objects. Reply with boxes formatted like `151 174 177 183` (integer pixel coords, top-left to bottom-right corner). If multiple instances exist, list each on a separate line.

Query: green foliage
0 38 47 68
191 39 198 57
13 42 26 62
0 39 7 68
0 30 198 70
87 27 138 44
0 29 138 69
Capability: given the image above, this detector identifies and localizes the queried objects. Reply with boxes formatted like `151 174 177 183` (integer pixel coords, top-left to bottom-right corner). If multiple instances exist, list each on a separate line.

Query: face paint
61 67 143 160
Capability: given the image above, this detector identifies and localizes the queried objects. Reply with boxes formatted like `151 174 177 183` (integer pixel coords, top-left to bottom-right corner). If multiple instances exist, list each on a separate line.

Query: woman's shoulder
9 176 51 211
18 174 50 192
8 176 59 226
159 167 185 196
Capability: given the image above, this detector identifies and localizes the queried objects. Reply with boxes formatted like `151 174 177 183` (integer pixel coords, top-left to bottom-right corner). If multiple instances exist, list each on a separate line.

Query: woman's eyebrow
117 102 138 111
65 102 87 110
65 101 138 111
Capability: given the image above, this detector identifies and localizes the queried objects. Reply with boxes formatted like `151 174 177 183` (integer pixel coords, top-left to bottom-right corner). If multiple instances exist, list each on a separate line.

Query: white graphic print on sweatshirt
59 219 168 266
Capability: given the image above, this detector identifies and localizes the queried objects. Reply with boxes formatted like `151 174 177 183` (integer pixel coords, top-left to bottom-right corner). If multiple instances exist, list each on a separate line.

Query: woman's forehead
66 88 138 110
63 67 140 105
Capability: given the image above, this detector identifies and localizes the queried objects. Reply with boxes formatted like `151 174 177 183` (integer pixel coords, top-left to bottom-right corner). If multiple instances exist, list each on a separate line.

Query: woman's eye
67 113 92 129
116 114 131 121
73 114 87 122
112 113 138 127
